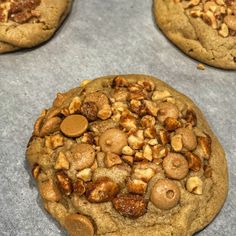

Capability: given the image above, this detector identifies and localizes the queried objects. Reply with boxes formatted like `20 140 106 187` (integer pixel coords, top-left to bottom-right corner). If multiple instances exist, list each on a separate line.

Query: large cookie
26 75 228 236
153 0 236 69
0 0 72 53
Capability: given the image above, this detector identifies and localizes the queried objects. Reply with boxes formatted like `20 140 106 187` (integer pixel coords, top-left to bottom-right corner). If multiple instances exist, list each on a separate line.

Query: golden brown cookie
153 0 236 69
26 75 228 236
0 0 72 53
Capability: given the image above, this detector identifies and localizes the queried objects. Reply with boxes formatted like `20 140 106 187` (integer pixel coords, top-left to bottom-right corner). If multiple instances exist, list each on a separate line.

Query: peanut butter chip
150 179 180 210
163 153 189 180
99 128 128 154
64 214 94 236
60 115 88 137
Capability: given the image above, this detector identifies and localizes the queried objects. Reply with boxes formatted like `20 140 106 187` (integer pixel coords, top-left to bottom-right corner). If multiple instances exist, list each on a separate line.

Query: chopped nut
73 179 86 196
90 160 98 171
38 116 62 137
55 171 73 196
129 99 146 116
164 117 181 131
104 152 123 168
112 194 147 218
134 152 144 161
112 88 129 102
32 164 40 179
143 144 153 161
185 109 197 127
224 15 236 31
112 76 129 87
152 90 171 101
80 80 91 87
39 179 62 201
185 152 202 171
81 132 95 145
81 101 98 121
144 127 157 139
176 128 197 151
68 97 82 114
97 104 112 120
133 167 156 182
137 80 155 91
171 134 183 152
121 155 134 165
127 179 147 194
45 134 64 149
55 152 70 170
140 115 156 128
122 146 134 156
157 102 179 123
76 168 92 182
202 11 217 29
128 134 144 150
144 100 158 116
186 176 203 195
197 63 206 70
219 23 229 37
203 165 212 178
120 112 137 130
84 92 109 110
148 139 158 146
195 135 212 159
157 129 169 145
152 145 168 159
85 177 119 203
129 91 147 100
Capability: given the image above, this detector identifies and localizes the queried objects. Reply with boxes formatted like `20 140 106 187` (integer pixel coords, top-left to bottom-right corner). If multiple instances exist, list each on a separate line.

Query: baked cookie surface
0 0 72 53
26 75 228 236
153 0 236 69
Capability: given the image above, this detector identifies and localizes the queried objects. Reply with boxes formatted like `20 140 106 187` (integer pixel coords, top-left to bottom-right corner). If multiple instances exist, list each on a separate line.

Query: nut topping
112 194 147 218
85 177 119 203
151 179 180 210
195 135 212 159
81 102 98 121
55 171 72 196
186 176 203 195
104 152 123 168
185 152 202 171
176 128 197 151
39 179 62 201
127 179 147 194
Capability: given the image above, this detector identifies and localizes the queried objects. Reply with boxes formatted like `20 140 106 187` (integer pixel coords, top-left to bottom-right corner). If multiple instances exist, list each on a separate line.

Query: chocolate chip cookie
26 75 228 236
0 0 72 53
153 0 236 69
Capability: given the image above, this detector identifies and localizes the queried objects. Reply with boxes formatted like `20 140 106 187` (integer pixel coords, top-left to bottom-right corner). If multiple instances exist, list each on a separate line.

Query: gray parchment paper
0 1 235 235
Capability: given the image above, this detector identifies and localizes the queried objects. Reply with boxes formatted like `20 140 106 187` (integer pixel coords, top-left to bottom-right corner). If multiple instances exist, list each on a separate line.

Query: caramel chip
64 214 94 236
60 115 88 137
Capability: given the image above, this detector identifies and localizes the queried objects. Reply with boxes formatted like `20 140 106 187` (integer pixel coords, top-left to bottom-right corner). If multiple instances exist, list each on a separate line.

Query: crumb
197 64 205 70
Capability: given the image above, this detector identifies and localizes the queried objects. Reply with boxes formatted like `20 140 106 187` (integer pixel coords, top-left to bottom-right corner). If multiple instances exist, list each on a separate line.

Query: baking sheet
0 0 235 235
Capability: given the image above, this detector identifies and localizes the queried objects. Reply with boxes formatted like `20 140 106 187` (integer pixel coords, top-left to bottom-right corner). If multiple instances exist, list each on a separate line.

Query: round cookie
26 75 228 236
153 0 236 69
0 0 72 53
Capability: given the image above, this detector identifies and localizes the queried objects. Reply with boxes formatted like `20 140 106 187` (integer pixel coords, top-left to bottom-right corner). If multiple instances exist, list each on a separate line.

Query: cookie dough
26 75 228 236
153 0 236 69
0 0 72 53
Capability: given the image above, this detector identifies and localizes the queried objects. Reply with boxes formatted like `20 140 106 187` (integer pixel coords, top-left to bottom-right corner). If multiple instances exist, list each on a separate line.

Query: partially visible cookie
153 0 236 69
26 75 228 236
0 0 72 53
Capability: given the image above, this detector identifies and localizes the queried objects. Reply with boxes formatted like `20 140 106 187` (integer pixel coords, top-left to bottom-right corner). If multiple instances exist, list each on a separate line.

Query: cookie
26 75 228 236
0 0 72 53
153 0 236 69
